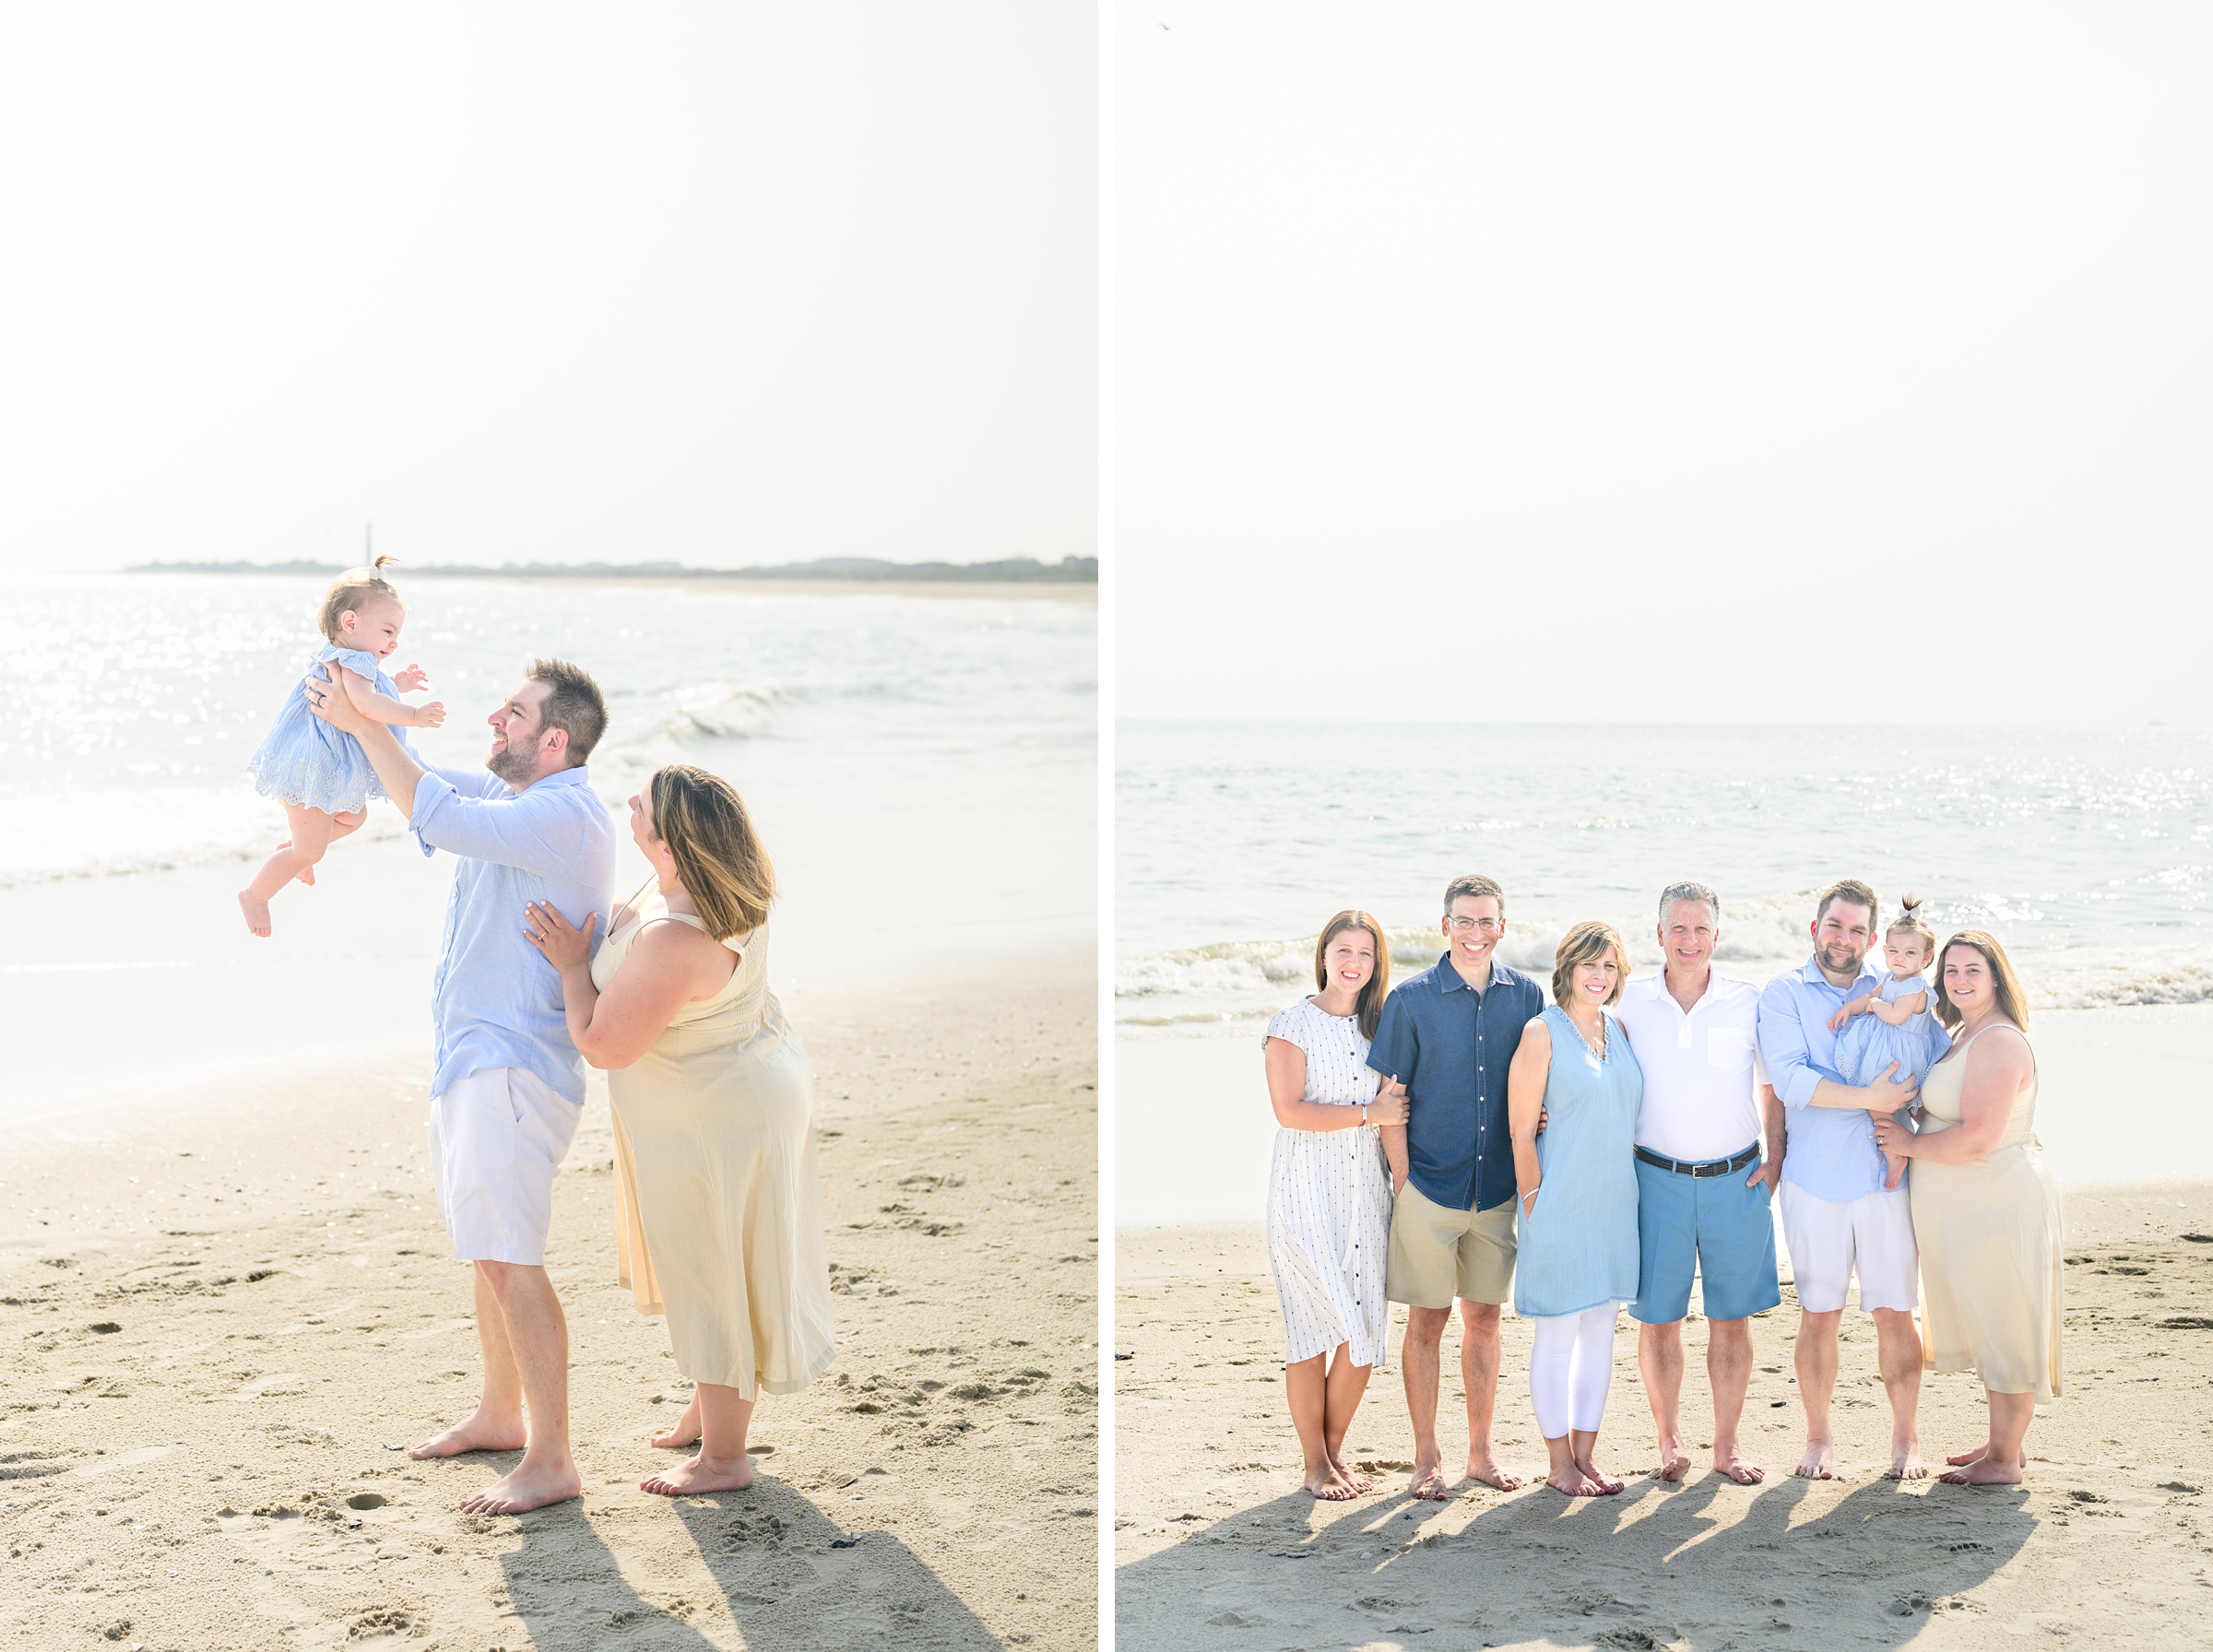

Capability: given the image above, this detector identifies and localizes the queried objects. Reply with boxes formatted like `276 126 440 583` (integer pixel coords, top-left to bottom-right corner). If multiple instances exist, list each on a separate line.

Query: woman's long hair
1932 930 2030 1031
1313 910 1391 1040
649 764 776 942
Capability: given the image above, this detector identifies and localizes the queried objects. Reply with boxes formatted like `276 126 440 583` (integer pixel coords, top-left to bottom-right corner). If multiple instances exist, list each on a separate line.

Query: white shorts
427 1067 581 1266
1779 1179 1918 1315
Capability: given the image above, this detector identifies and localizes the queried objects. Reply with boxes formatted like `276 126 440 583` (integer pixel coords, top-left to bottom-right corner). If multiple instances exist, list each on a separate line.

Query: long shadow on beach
1118 1467 2035 1649
498 1471 1002 1651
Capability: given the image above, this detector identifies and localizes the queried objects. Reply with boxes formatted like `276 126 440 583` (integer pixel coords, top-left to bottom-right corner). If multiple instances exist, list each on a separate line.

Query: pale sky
1116 3 2213 727
0 4 1094 576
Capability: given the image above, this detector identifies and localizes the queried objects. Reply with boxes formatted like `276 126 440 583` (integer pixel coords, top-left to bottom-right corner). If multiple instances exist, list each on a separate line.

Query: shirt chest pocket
1707 1027 1754 1070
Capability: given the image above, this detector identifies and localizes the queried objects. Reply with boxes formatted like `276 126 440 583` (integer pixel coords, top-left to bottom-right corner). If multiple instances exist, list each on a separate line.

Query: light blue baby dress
1836 974 1935 1092
1513 1005 1643 1319
245 643 412 814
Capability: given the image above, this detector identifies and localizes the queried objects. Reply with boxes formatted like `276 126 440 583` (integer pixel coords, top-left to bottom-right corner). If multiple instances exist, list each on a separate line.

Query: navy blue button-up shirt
1367 958 1545 1213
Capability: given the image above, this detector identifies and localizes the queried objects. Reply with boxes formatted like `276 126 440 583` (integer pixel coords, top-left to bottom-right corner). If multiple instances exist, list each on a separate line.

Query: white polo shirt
1615 971 1769 1163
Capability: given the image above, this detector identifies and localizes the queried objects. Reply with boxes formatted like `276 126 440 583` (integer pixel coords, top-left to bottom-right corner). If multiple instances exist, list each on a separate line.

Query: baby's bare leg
240 805 337 935
288 808 365 883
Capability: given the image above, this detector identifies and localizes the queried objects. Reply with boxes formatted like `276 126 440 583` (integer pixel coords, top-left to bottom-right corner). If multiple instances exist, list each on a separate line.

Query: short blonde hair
650 764 776 942
317 555 402 643
1551 920 1628 1009
1932 930 2031 1032
1312 910 1391 1040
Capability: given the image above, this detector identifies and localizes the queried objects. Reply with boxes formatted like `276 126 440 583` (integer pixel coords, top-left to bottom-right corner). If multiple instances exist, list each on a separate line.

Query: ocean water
1118 719 2213 1036
3 572 1095 945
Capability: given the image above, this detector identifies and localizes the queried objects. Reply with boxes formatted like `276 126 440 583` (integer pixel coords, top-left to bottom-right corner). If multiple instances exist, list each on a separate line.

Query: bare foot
1945 1443 1992 1467
1656 1434 1692 1481
641 1452 754 1497
1793 1437 1836 1480
409 1412 527 1460
1938 1456 2022 1487
1302 1466 1359 1502
1546 1468 1605 1496
1714 1444 1766 1485
1326 1449 1372 1494
238 891 272 938
1887 1440 1927 1481
1407 1460 1452 1501
650 1395 702 1449
1577 1459 1624 1496
1463 1452 1524 1493
462 1457 583 1515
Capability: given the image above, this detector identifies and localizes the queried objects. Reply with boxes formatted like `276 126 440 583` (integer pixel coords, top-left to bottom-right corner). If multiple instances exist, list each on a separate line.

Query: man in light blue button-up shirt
1756 879 1929 1484
312 656 614 1516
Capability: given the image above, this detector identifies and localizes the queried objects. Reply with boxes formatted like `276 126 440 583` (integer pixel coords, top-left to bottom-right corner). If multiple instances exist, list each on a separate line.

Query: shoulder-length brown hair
1932 930 2030 1031
650 764 776 942
1314 910 1391 1040
1551 920 1629 1009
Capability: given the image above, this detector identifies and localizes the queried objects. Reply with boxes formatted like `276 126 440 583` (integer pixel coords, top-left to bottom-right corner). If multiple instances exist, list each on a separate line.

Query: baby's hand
1828 993 1871 1032
392 664 429 692
413 700 446 729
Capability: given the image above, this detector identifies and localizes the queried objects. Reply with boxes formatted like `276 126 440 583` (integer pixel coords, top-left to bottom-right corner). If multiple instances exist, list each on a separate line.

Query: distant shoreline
127 554 1095 584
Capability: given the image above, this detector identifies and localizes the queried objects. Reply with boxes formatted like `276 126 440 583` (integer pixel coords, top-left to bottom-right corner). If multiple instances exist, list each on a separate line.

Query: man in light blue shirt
312 656 614 1516
1757 879 1926 1485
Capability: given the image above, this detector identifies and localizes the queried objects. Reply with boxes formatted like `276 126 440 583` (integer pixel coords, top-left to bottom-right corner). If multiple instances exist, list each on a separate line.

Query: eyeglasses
1447 916 1505 935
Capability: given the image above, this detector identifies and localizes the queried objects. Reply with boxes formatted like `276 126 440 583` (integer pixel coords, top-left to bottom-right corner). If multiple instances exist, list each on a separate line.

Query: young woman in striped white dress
1263 910 1403 1500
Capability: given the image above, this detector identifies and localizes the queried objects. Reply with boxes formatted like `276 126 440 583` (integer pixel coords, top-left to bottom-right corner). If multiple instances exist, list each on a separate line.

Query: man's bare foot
641 1452 754 1497
1326 1449 1372 1494
460 1457 582 1515
1463 1452 1524 1493
1407 1460 1451 1501
1546 1468 1605 1496
409 1412 527 1459
1887 1441 1927 1481
1939 1456 2022 1487
1793 1437 1836 1480
1302 1465 1359 1502
1945 1442 1992 1467
650 1395 702 1449
1656 1434 1692 1481
239 891 272 938
1714 1444 1765 1485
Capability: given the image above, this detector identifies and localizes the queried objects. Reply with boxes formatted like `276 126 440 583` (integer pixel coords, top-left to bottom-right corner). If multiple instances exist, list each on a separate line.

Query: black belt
1635 1143 1760 1178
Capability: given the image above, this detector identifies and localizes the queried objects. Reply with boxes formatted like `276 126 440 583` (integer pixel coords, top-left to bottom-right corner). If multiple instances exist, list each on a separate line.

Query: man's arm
1367 998 1415 1194
308 664 426 815
1757 978 1916 1114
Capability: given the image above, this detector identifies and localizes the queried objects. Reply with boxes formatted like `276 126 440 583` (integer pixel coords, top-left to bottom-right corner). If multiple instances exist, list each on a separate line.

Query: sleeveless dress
1910 1023 2062 1402
245 642 414 813
1514 1006 1643 1319
1262 997 1391 1367
1837 973 1936 1091
589 892 836 1398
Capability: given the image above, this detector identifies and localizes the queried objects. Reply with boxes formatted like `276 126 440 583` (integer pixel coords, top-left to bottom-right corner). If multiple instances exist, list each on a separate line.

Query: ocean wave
591 678 794 789
0 785 414 889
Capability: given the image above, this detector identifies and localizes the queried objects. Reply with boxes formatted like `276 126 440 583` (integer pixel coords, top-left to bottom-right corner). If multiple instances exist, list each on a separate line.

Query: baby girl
238 557 444 935
1828 894 1942 1189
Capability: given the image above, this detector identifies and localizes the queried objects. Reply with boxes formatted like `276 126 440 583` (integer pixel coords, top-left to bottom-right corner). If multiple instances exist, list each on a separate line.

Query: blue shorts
1627 1154 1781 1325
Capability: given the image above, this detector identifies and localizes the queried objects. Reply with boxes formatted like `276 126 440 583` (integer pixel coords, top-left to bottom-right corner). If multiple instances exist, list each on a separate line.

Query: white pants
1529 1304 1619 1440
427 1067 581 1266
1779 1179 1919 1315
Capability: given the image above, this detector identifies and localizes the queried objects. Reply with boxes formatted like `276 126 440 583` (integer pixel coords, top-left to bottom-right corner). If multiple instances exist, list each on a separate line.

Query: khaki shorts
1385 1179 1518 1309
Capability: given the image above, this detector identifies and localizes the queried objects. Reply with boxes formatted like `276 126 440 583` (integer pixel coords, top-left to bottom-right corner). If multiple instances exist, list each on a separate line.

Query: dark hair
1313 910 1391 1040
1444 873 1505 917
317 555 402 643
1815 879 1879 926
650 764 775 940
526 657 608 767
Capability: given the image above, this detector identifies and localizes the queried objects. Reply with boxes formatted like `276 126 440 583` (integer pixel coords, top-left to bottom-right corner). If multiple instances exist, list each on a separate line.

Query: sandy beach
1 865 1096 1650
1115 1183 2213 1649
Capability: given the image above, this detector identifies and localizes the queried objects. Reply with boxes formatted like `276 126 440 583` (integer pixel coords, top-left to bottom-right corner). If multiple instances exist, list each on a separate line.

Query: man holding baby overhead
310 657 615 1516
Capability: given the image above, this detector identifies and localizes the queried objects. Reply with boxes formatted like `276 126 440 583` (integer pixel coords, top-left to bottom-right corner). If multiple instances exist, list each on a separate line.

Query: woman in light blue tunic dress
1509 920 1642 1497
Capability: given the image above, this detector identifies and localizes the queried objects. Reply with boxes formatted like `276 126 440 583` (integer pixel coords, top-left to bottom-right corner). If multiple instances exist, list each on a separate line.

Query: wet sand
1115 1184 2213 1649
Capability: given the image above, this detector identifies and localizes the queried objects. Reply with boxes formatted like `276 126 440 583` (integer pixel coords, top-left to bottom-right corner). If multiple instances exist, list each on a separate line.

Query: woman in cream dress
525 762 835 1496
1876 929 2059 1488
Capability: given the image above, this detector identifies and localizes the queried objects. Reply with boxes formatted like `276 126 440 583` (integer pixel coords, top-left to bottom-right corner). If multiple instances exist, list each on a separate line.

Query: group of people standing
1261 874 2062 1503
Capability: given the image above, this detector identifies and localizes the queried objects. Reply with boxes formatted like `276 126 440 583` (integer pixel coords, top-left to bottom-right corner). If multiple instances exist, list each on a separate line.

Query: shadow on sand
1118 1466 2036 1649
491 1467 1003 1651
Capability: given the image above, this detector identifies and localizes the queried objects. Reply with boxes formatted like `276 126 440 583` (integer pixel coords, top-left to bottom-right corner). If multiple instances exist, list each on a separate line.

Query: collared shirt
1366 958 1544 1213
410 763 616 1104
1615 971 1769 1163
1757 954 1892 1202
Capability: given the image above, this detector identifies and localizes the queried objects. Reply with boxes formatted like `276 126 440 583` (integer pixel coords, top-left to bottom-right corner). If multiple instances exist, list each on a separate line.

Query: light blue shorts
1627 1153 1781 1326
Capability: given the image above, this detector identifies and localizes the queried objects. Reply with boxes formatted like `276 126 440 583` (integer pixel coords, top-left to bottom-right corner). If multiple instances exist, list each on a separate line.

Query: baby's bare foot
238 891 272 938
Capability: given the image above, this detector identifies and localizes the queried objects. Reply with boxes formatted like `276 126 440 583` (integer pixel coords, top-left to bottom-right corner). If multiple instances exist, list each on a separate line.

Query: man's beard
486 739 537 786
1819 942 1864 976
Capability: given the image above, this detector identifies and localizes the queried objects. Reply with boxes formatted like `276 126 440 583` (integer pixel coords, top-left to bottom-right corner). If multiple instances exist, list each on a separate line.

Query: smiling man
1757 879 1929 1482
1614 881 1781 1486
1367 873 1545 1498
310 657 615 1516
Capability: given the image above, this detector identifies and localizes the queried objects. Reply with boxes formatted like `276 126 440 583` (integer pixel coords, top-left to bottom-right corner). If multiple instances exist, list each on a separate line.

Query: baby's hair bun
372 553 397 571
1898 891 1922 917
